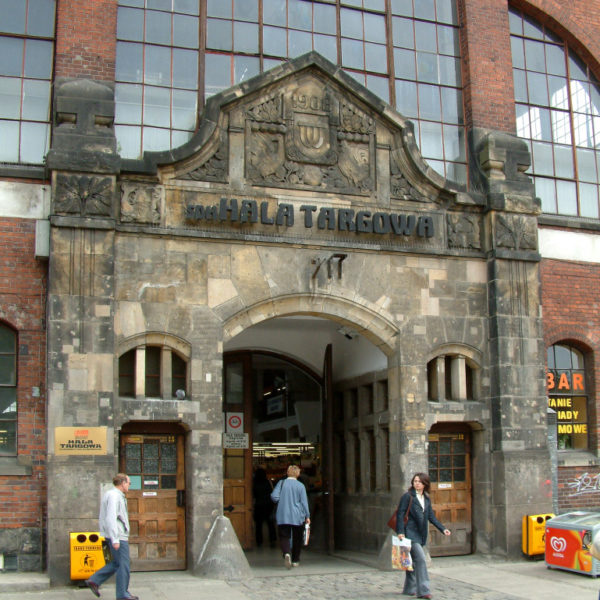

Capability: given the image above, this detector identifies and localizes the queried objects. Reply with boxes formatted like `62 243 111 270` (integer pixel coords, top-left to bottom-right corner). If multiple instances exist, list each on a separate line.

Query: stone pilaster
474 128 552 556
46 78 119 584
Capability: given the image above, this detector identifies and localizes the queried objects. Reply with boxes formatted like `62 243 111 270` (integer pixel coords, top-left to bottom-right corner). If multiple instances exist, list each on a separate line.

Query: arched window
118 334 190 400
115 0 466 184
510 8 600 220
0 323 17 455
547 343 589 450
427 348 479 402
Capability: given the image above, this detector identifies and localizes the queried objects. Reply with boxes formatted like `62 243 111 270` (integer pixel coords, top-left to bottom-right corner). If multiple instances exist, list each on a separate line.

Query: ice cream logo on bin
546 527 592 572
550 536 567 555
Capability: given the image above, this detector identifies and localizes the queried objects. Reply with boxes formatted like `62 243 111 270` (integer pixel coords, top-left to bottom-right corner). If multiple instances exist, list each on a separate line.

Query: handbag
387 495 413 530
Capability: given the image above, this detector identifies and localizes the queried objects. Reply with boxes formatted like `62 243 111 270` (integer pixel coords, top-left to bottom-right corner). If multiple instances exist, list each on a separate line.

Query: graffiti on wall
567 472 600 496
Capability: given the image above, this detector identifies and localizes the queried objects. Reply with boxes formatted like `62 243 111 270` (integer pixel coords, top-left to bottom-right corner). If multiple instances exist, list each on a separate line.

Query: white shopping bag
391 536 413 571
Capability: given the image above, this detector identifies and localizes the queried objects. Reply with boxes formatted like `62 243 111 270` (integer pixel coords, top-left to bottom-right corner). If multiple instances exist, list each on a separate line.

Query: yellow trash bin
70 532 106 580
522 514 555 556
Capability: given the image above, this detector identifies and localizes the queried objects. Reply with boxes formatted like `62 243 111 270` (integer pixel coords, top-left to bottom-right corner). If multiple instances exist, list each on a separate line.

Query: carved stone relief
53 174 113 217
494 214 537 251
180 129 228 183
390 158 426 202
120 184 163 225
245 82 375 193
447 214 481 250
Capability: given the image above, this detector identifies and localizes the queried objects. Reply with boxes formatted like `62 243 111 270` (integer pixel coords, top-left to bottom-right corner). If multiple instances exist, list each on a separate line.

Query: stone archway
223 293 399 358
222 293 401 555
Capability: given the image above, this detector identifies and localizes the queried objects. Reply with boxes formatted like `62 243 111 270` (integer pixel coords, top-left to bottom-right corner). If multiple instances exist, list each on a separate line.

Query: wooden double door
120 428 186 570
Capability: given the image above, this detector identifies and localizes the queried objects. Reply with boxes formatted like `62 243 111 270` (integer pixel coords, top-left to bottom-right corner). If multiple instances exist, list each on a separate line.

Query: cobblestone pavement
231 570 523 600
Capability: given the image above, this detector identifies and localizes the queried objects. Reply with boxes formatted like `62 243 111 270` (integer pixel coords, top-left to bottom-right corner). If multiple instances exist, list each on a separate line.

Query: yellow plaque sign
55 427 108 455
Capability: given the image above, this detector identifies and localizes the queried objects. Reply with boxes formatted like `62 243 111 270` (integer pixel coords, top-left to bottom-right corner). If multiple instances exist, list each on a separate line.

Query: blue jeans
88 539 130 599
402 541 430 597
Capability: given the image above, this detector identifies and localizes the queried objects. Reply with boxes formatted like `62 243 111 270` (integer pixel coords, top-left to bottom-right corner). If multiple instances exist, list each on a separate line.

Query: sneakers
292 562 299 567
85 579 100 597
284 553 292 569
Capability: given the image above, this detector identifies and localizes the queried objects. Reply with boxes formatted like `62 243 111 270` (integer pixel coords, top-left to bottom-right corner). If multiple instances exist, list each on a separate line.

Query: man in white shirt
86 473 138 600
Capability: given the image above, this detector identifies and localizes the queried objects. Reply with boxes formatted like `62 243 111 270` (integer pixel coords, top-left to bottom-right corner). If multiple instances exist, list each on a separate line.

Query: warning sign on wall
226 412 244 433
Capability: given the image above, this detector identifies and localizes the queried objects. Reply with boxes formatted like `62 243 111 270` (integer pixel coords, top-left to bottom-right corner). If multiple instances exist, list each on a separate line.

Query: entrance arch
222 297 400 554
222 293 399 357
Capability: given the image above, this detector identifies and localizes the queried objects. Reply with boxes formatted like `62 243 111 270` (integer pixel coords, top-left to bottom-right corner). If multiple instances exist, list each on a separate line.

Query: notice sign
55 427 108 455
223 433 249 449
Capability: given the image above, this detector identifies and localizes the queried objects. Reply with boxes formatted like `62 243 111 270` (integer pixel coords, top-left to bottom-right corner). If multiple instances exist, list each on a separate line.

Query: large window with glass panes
115 0 466 184
0 0 55 165
510 7 600 220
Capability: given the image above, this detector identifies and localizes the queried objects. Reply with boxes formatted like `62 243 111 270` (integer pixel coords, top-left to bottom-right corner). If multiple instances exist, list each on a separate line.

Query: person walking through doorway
395 472 451 599
86 473 139 600
253 467 276 547
271 464 310 568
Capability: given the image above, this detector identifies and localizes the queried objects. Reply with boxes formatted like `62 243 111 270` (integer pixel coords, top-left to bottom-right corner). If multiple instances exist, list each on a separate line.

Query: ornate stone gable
244 78 376 194
116 53 540 260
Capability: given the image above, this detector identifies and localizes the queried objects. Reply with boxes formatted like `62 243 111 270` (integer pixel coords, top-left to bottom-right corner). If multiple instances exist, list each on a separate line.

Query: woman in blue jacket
395 473 451 599
271 464 310 569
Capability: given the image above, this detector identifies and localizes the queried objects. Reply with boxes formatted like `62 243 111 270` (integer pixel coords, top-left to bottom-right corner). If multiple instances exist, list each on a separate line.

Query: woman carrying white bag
395 473 451 599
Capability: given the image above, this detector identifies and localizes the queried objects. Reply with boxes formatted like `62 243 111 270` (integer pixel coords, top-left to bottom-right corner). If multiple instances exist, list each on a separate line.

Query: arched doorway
222 313 392 553
223 350 323 549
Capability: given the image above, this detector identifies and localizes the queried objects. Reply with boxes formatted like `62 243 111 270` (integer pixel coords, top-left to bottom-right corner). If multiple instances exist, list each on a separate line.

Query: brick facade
54 0 117 81
0 218 47 570
557 467 600 511
541 258 600 512
459 0 516 133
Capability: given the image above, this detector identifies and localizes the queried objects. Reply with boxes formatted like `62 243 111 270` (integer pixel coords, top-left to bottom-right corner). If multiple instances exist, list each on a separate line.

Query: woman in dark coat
253 467 276 547
395 473 451 599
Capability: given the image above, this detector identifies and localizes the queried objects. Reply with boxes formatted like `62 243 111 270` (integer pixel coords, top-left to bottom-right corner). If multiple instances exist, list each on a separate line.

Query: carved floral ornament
494 214 537 251
244 83 376 193
53 173 113 217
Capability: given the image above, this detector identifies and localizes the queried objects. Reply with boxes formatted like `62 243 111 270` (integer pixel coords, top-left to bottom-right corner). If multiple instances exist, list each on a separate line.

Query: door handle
224 504 234 513
177 490 186 507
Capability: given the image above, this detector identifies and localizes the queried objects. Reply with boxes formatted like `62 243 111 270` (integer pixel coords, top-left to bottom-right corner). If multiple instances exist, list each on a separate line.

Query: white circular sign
228 415 242 429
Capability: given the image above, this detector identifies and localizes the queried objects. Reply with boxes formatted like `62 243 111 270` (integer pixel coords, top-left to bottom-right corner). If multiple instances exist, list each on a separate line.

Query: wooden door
427 427 472 556
120 433 186 570
223 355 253 549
